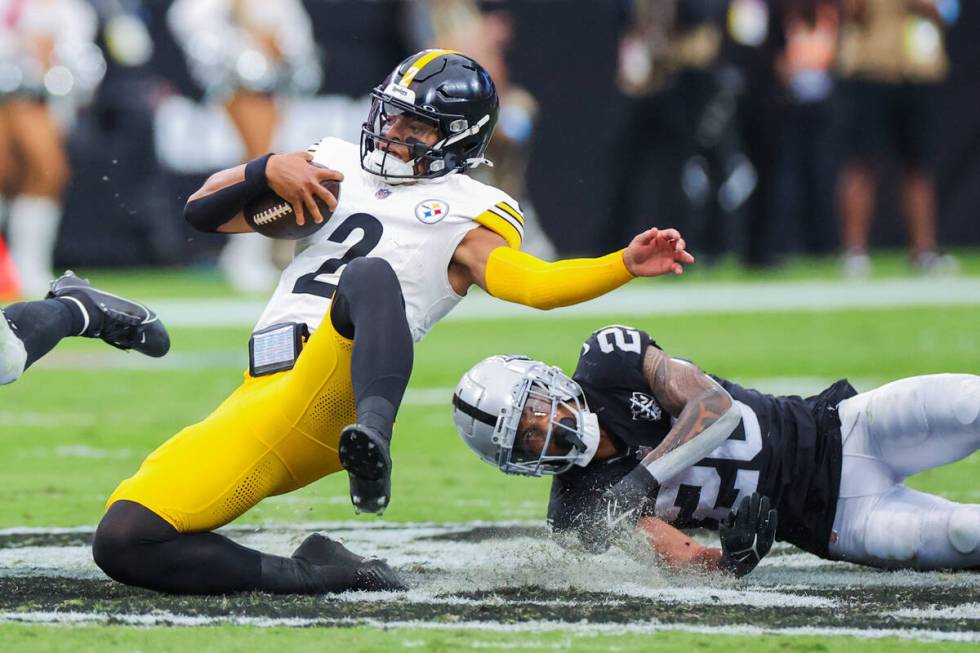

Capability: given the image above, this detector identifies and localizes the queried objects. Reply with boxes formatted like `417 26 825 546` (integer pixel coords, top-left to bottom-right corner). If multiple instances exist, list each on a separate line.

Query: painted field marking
0 521 976 644
0 611 976 643
106 277 980 329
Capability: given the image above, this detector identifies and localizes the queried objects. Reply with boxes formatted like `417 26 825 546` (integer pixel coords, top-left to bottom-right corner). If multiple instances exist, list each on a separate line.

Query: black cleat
351 558 407 592
46 271 170 357
291 533 365 569
338 424 392 515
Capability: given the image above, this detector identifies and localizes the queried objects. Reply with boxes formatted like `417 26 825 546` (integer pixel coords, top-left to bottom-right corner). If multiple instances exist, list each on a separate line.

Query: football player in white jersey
92 50 695 596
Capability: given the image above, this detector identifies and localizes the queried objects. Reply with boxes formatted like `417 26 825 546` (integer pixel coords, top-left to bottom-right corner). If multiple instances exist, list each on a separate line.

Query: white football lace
253 203 293 226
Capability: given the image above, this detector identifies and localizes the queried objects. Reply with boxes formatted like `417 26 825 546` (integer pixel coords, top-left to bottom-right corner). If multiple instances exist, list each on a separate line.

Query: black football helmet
361 49 499 182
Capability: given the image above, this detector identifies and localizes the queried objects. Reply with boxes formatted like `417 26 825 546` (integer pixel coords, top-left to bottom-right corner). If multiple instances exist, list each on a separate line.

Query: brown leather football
243 179 340 240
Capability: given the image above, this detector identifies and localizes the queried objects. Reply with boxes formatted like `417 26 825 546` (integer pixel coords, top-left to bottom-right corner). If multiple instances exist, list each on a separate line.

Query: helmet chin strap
564 412 600 468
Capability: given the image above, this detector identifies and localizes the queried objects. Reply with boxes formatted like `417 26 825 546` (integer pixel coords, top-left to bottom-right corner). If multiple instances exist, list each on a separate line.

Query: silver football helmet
452 355 600 476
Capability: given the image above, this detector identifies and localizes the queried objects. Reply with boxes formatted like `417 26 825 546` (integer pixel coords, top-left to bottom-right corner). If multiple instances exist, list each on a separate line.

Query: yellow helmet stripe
399 49 460 87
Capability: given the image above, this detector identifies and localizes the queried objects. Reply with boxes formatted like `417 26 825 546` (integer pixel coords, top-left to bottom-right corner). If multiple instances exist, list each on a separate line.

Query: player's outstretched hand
266 152 343 226
719 492 778 577
623 227 695 277
579 467 658 554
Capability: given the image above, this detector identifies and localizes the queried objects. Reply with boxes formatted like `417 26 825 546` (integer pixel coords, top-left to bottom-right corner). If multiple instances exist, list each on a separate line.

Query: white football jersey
254 138 525 341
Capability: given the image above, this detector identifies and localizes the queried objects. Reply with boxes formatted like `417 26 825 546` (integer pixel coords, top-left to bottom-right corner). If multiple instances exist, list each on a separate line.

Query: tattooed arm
584 344 774 576
586 345 740 552
634 345 739 486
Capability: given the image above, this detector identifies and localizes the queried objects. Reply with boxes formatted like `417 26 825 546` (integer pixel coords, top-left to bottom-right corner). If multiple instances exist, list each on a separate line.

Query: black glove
719 492 778 577
577 467 659 554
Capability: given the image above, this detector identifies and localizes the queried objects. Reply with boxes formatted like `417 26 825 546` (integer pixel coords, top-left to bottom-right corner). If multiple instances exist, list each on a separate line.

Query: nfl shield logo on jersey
630 392 662 421
415 200 449 224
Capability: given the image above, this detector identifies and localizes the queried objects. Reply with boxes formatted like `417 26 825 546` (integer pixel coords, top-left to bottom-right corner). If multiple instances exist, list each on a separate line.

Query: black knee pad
331 258 405 338
92 500 177 582
339 257 402 299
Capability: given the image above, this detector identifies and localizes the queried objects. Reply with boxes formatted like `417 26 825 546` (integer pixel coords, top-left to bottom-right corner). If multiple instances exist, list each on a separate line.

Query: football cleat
291 533 365 569
351 557 407 592
46 271 170 358
338 423 392 515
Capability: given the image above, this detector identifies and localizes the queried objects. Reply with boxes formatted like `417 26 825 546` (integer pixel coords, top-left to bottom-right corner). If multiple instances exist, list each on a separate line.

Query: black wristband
183 153 275 233
616 465 660 506
244 152 274 188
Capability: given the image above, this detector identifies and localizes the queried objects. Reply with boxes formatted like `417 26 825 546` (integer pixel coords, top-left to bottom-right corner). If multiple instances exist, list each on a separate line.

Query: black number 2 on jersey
292 213 384 299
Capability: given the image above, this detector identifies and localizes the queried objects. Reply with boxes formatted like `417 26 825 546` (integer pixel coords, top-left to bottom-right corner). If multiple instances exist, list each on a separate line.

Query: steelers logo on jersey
415 200 449 224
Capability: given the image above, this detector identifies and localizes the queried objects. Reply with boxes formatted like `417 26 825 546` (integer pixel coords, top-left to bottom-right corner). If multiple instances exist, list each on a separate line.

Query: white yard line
888 604 980 620
141 277 980 328
1 611 977 643
3 522 977 592
1 522 977 641
0 411 98 427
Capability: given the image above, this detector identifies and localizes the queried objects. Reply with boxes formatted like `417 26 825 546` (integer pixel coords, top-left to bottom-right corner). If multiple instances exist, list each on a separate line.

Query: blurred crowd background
0 0 977 297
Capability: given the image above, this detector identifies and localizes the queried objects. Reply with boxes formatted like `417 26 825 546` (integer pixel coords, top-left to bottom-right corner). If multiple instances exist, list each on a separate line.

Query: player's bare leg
225 90 279 160
331 258 414 515
831 374 980 569
838 161 876 278
0 104 14 226
902 165 955 274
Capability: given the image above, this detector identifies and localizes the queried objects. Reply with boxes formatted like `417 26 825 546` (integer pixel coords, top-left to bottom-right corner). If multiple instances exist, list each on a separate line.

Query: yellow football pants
106 316 355 532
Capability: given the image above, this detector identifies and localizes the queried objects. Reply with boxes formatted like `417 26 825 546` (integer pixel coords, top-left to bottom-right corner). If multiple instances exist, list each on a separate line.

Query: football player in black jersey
453 325 980 574
1 271 170 385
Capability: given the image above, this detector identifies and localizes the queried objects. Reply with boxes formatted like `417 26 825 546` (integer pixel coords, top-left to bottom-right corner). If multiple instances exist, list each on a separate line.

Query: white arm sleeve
639 401 741 486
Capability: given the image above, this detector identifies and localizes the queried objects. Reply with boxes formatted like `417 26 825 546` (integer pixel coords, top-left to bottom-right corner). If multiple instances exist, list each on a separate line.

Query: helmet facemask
361 79 495 184
493 364 600 476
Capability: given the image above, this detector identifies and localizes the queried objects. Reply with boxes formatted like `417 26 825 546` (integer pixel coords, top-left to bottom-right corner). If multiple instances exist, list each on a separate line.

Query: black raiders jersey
550 325 856 558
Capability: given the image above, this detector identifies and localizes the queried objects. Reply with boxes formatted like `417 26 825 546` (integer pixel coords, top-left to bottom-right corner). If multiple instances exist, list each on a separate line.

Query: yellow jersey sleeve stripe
495 201 525 225
486 206 525 237
399 49 460 87
488 206 525 231
475 210 524 248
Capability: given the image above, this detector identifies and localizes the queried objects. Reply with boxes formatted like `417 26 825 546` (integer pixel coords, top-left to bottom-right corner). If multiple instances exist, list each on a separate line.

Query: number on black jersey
595 326 643 354
655 402 764 528
292 213 384 299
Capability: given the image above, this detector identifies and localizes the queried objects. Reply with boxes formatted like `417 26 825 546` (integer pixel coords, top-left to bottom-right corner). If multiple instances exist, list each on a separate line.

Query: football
243 179 341 240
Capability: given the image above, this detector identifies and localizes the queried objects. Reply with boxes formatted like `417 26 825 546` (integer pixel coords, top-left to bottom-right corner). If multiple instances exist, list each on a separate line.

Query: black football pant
2 298 83 368
329 256 414 442
93 500 358 594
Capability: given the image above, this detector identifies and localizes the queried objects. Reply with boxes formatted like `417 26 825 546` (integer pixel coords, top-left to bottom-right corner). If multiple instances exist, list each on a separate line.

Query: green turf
3 272 979 651
1 305 977 526
60 247 980 299
1 623 974 653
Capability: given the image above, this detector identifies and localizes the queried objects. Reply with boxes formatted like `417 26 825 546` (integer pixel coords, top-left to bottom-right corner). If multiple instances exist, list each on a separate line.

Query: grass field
1 256 978 651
